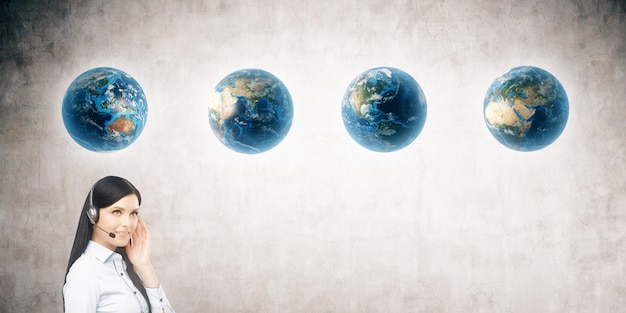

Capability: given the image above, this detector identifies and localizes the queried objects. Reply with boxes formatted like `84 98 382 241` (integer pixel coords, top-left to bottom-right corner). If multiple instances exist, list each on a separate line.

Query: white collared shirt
64 241 175 313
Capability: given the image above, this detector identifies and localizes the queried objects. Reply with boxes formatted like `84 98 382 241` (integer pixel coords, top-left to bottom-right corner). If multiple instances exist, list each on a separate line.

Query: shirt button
120 273 124 276
134 291 137 294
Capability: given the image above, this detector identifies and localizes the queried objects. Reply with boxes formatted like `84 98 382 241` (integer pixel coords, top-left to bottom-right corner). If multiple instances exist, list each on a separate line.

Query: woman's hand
126 217 159 287
126 217 152 267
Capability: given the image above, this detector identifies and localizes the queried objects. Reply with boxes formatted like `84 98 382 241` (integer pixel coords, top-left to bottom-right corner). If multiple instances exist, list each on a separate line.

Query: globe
342 67 427 152
484 66 569 151
209 69 294 154
62 67 148 152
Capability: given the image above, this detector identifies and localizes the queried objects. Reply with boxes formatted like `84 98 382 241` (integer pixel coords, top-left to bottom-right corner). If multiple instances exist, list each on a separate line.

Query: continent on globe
107 116 135 135
342 67 427 152
62 67 148 152
208 68 293 154
483 66 568 151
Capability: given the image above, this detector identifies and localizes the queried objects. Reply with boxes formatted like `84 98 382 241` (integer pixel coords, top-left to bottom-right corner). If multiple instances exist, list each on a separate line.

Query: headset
86 185 99 224
86 184 117 239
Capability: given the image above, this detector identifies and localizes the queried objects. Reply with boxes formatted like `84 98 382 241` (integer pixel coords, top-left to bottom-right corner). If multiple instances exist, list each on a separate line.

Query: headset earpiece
86 186 98 224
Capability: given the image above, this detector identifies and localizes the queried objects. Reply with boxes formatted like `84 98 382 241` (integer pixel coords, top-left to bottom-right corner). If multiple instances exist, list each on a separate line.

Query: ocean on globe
62 67 148 152
342 67 427 152
208 69 293 154
483 66 569 151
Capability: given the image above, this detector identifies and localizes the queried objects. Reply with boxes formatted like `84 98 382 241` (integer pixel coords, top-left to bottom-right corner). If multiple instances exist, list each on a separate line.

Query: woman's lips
115 231 131 238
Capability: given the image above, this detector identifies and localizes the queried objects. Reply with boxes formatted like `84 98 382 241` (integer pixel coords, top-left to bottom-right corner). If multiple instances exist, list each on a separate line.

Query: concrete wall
1 0 625 312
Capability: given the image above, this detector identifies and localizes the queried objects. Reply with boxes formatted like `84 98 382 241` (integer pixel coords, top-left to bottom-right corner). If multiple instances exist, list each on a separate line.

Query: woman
64 176 175 313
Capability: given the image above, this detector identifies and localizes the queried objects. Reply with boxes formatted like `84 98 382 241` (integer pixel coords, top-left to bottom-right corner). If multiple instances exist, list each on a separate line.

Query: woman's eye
112 210 121 215
130 211 139 216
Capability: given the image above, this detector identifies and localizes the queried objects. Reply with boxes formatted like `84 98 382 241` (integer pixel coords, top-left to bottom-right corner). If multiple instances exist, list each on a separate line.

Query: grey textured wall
1 0 625 312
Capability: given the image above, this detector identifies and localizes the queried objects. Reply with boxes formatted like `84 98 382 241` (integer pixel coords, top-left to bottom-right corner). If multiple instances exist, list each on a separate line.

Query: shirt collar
85 240 119 263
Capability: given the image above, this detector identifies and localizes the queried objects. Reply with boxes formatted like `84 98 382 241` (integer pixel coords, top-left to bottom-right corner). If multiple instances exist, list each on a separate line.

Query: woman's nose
120 214 131 226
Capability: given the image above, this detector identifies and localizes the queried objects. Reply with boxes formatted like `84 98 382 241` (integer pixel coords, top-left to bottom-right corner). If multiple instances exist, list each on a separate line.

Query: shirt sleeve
145 285 175 313
63 265 99 313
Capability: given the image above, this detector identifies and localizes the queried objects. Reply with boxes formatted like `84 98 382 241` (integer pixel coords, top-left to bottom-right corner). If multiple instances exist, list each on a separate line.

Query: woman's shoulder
65 253 101 281
67 254 95 280
63 253 104 306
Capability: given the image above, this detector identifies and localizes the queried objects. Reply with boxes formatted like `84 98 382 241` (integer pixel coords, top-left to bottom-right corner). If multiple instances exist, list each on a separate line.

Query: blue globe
62 67 148 152
342 67 427 152
208 69 294 154
483 66 569 151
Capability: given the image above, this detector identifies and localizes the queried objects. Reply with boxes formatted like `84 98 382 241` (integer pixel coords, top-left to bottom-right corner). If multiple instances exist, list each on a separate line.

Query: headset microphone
96 224 116 238
87 185 116 239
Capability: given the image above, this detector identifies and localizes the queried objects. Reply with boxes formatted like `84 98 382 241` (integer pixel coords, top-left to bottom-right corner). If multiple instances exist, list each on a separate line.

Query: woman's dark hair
64 176 151 312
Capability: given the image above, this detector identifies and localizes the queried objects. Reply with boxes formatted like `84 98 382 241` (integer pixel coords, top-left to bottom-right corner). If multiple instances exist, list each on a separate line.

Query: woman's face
91 194 140 251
